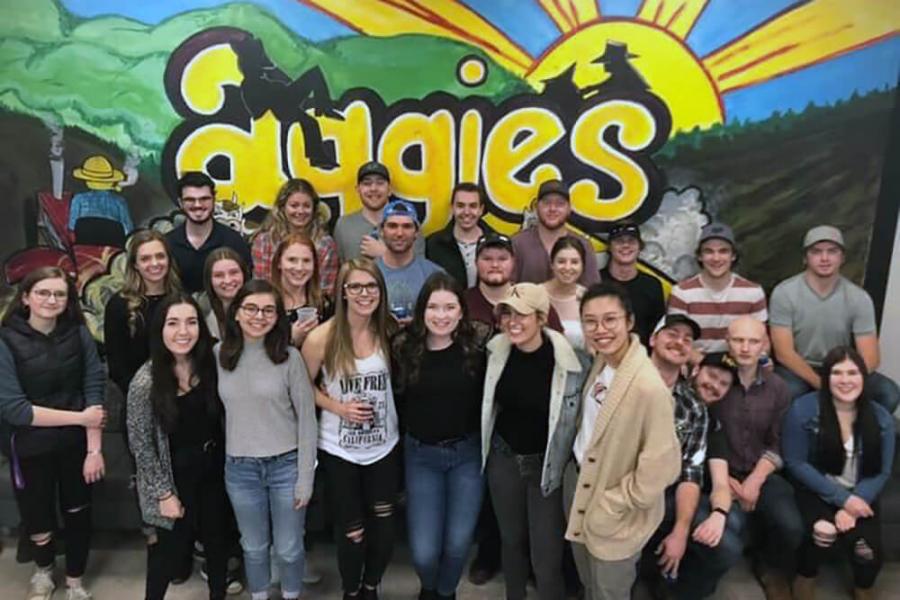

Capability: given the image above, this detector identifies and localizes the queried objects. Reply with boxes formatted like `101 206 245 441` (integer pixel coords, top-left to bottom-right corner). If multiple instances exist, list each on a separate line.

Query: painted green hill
0 0 528 159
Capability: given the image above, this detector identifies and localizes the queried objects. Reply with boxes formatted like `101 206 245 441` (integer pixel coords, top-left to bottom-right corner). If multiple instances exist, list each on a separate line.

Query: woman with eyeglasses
302 259 399 600
0 266 107 600
543 236 587 352
201 247 250 340
391 272 490 600
563 283 680 600
481 282 588 600
271 233 333 348
251 178 339 298
126 294 230 600
215 280 317 600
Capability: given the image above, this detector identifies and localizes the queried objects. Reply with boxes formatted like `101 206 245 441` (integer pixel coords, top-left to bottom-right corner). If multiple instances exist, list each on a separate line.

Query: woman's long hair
271 233 323 313
392 272 485 391
218 280 290 371
816 346 882 478
202 247 250 336
3 266 83 326
252 179 326 244
148 294 220 433
121 230 182 335
324 259 395 377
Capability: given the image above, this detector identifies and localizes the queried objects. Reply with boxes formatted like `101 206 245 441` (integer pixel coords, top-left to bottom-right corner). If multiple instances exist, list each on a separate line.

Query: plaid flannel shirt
672 376 709 487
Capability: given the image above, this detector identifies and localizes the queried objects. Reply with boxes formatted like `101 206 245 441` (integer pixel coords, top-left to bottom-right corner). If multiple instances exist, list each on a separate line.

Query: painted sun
300 0 898 134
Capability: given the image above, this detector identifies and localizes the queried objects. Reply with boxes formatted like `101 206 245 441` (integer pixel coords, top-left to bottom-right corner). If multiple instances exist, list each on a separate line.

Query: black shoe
436 593 456 600
418 590 436 600
361 585 379 600
467 562 497 586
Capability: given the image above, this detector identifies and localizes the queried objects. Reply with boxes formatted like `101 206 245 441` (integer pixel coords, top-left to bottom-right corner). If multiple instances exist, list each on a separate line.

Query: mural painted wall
0 0 898 336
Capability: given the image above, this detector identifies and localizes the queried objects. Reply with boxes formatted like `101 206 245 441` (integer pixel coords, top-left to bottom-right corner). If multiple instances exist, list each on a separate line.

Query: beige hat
496 283 550 316
803 225 844 249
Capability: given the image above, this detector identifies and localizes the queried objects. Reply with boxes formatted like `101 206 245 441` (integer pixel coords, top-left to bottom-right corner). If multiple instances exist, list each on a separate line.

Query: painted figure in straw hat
68 154 134 244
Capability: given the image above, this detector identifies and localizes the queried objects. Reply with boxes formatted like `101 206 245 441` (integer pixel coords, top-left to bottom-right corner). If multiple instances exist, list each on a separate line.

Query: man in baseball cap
770 225 899 412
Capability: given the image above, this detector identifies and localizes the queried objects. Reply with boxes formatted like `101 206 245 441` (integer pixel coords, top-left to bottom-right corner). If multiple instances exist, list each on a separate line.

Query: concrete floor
0 534 897 599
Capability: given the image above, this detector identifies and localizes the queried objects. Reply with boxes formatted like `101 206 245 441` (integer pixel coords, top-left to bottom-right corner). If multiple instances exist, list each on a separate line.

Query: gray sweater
214 340 317 503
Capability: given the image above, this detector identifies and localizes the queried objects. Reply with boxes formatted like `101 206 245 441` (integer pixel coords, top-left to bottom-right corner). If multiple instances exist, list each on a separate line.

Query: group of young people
0 163 896 600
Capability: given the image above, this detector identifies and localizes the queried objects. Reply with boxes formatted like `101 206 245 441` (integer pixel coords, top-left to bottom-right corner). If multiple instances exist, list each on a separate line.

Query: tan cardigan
564 335 681 560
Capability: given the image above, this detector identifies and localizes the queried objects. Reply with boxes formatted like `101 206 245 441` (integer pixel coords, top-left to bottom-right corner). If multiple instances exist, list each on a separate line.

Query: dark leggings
13 441 92 578
320 448 399 593
145 448 229 600
795 487 883 589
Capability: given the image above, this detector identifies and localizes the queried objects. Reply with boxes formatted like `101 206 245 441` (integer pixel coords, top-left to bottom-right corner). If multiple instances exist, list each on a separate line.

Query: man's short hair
177 171 215 198
580 281 634 320
451 182 485 206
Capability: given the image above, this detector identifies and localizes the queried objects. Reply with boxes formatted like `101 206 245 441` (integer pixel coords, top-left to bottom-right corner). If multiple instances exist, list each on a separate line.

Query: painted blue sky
61 0 899 124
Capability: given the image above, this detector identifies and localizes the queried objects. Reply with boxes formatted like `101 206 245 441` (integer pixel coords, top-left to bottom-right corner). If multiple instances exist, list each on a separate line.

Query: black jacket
425 220 496 286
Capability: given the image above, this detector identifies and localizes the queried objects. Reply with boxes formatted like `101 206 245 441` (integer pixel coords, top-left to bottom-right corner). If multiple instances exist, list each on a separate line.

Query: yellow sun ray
537 0 601 33
703 0 900 93
636 0 709 39
298 0 534 75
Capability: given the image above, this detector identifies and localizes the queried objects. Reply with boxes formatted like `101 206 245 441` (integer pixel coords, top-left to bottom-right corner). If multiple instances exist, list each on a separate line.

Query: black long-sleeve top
104 293 166 394
494 336 554 455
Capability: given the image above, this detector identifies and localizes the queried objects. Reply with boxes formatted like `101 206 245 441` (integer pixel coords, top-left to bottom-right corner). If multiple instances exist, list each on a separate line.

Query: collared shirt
166 221 252 293
672 377 708 487
250 229 340 297
709 369 790 479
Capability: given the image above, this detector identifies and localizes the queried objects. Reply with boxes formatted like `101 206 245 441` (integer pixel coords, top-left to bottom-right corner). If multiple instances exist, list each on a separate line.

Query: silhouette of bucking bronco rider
581 41 649 98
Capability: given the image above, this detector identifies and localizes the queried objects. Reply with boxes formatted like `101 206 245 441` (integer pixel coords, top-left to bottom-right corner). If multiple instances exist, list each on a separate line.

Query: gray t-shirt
769 273 876 366
376 256 444 315
334 210 425 261
457 239 478 287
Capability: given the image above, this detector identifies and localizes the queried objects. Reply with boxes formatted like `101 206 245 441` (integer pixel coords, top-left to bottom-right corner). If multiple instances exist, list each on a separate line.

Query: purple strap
10 433 25 490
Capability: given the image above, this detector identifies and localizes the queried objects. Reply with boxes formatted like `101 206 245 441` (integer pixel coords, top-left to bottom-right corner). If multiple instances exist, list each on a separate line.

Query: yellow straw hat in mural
73 155 126 183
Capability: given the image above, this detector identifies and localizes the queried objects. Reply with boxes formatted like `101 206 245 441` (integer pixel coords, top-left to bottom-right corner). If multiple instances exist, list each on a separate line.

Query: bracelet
158 492 173 501
86 449 102 456
713 507 729 517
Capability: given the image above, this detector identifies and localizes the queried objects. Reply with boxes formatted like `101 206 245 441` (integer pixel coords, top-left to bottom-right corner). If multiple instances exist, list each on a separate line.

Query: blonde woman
252 178 339 297
302 259 399 600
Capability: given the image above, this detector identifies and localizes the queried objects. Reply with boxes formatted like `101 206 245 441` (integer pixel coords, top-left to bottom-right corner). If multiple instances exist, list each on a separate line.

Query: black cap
476 232 513 256
357 161 390 183
537 179 569 201
653 314 701 340
608 220 642 243
699 352 739 379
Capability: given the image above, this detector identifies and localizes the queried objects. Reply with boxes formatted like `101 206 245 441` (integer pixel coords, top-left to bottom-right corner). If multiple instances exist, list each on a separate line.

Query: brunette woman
784 347 894 600
216 280 317 600
127 294 229 600
201 247 250 339
271 233 333 348
0 266 107 600
302 258 399 600
542 236 586 351
391 272 490 600
105 230 182 396
481 282 589 600
251 178 339 297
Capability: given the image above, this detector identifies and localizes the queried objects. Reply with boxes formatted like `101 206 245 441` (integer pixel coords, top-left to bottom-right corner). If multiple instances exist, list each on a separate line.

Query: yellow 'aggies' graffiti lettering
161 28 671 235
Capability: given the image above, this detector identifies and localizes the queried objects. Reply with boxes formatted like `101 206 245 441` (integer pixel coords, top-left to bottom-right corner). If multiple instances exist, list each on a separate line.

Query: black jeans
319 448 399 593
13 441 92 578
732 473 804 574
146 444 229 600
487 436 565 600
795 487 883 589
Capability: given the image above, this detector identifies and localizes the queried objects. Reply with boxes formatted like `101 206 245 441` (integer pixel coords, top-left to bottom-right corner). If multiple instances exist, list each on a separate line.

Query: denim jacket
481 328 590 496
782 392 895 508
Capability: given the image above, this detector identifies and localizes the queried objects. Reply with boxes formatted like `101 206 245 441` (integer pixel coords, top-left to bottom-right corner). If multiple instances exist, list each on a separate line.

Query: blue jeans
405 433 484 596
776 365 900 414
225 451 306 600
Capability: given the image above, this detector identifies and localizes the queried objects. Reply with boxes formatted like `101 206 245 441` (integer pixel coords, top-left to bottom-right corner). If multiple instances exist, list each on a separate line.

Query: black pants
146 446 229 600
472 485 502 570
795 487 883 589
320 448 399 593
12 441 92 578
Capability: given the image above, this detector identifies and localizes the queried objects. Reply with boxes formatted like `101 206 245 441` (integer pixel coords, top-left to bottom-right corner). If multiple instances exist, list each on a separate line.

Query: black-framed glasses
239 304 278 318
344 282 380 296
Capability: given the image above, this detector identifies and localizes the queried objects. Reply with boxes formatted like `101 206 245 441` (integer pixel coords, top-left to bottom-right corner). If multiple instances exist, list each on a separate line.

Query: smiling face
235 292 278 340
829 358 864 404
162 302 200 357
609 234 641 266
498 306 544 349
356 174 391 211
452 189 484 233
279 242 315 290
424 289 462 339
343 269 381 318
551 247 583 286
698 239 735 279
726 317 766 368
805 241 844 279
476 247 514 287
536 192 571 231
581 295 633 358
694 365 734 405
651 323 694 369
135 240 169 288
22 276 69 323
210 258 244 303
180 184 215 224
382 215 417 256
284 191 315 230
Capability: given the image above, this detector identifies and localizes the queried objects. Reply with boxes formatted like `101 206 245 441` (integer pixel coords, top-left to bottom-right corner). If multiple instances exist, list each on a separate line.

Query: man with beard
375 199 442 324
166 171 252 293
426 183 495 287
334 161 425 261
511 180 599 286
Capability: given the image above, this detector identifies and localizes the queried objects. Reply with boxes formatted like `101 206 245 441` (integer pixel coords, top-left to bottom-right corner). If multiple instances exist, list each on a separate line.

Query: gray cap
803 225 844 249
699 222 735 247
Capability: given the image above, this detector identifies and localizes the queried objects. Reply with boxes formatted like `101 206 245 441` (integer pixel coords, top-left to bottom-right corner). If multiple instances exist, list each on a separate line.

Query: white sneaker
65 584 93 600
25 568 55 600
